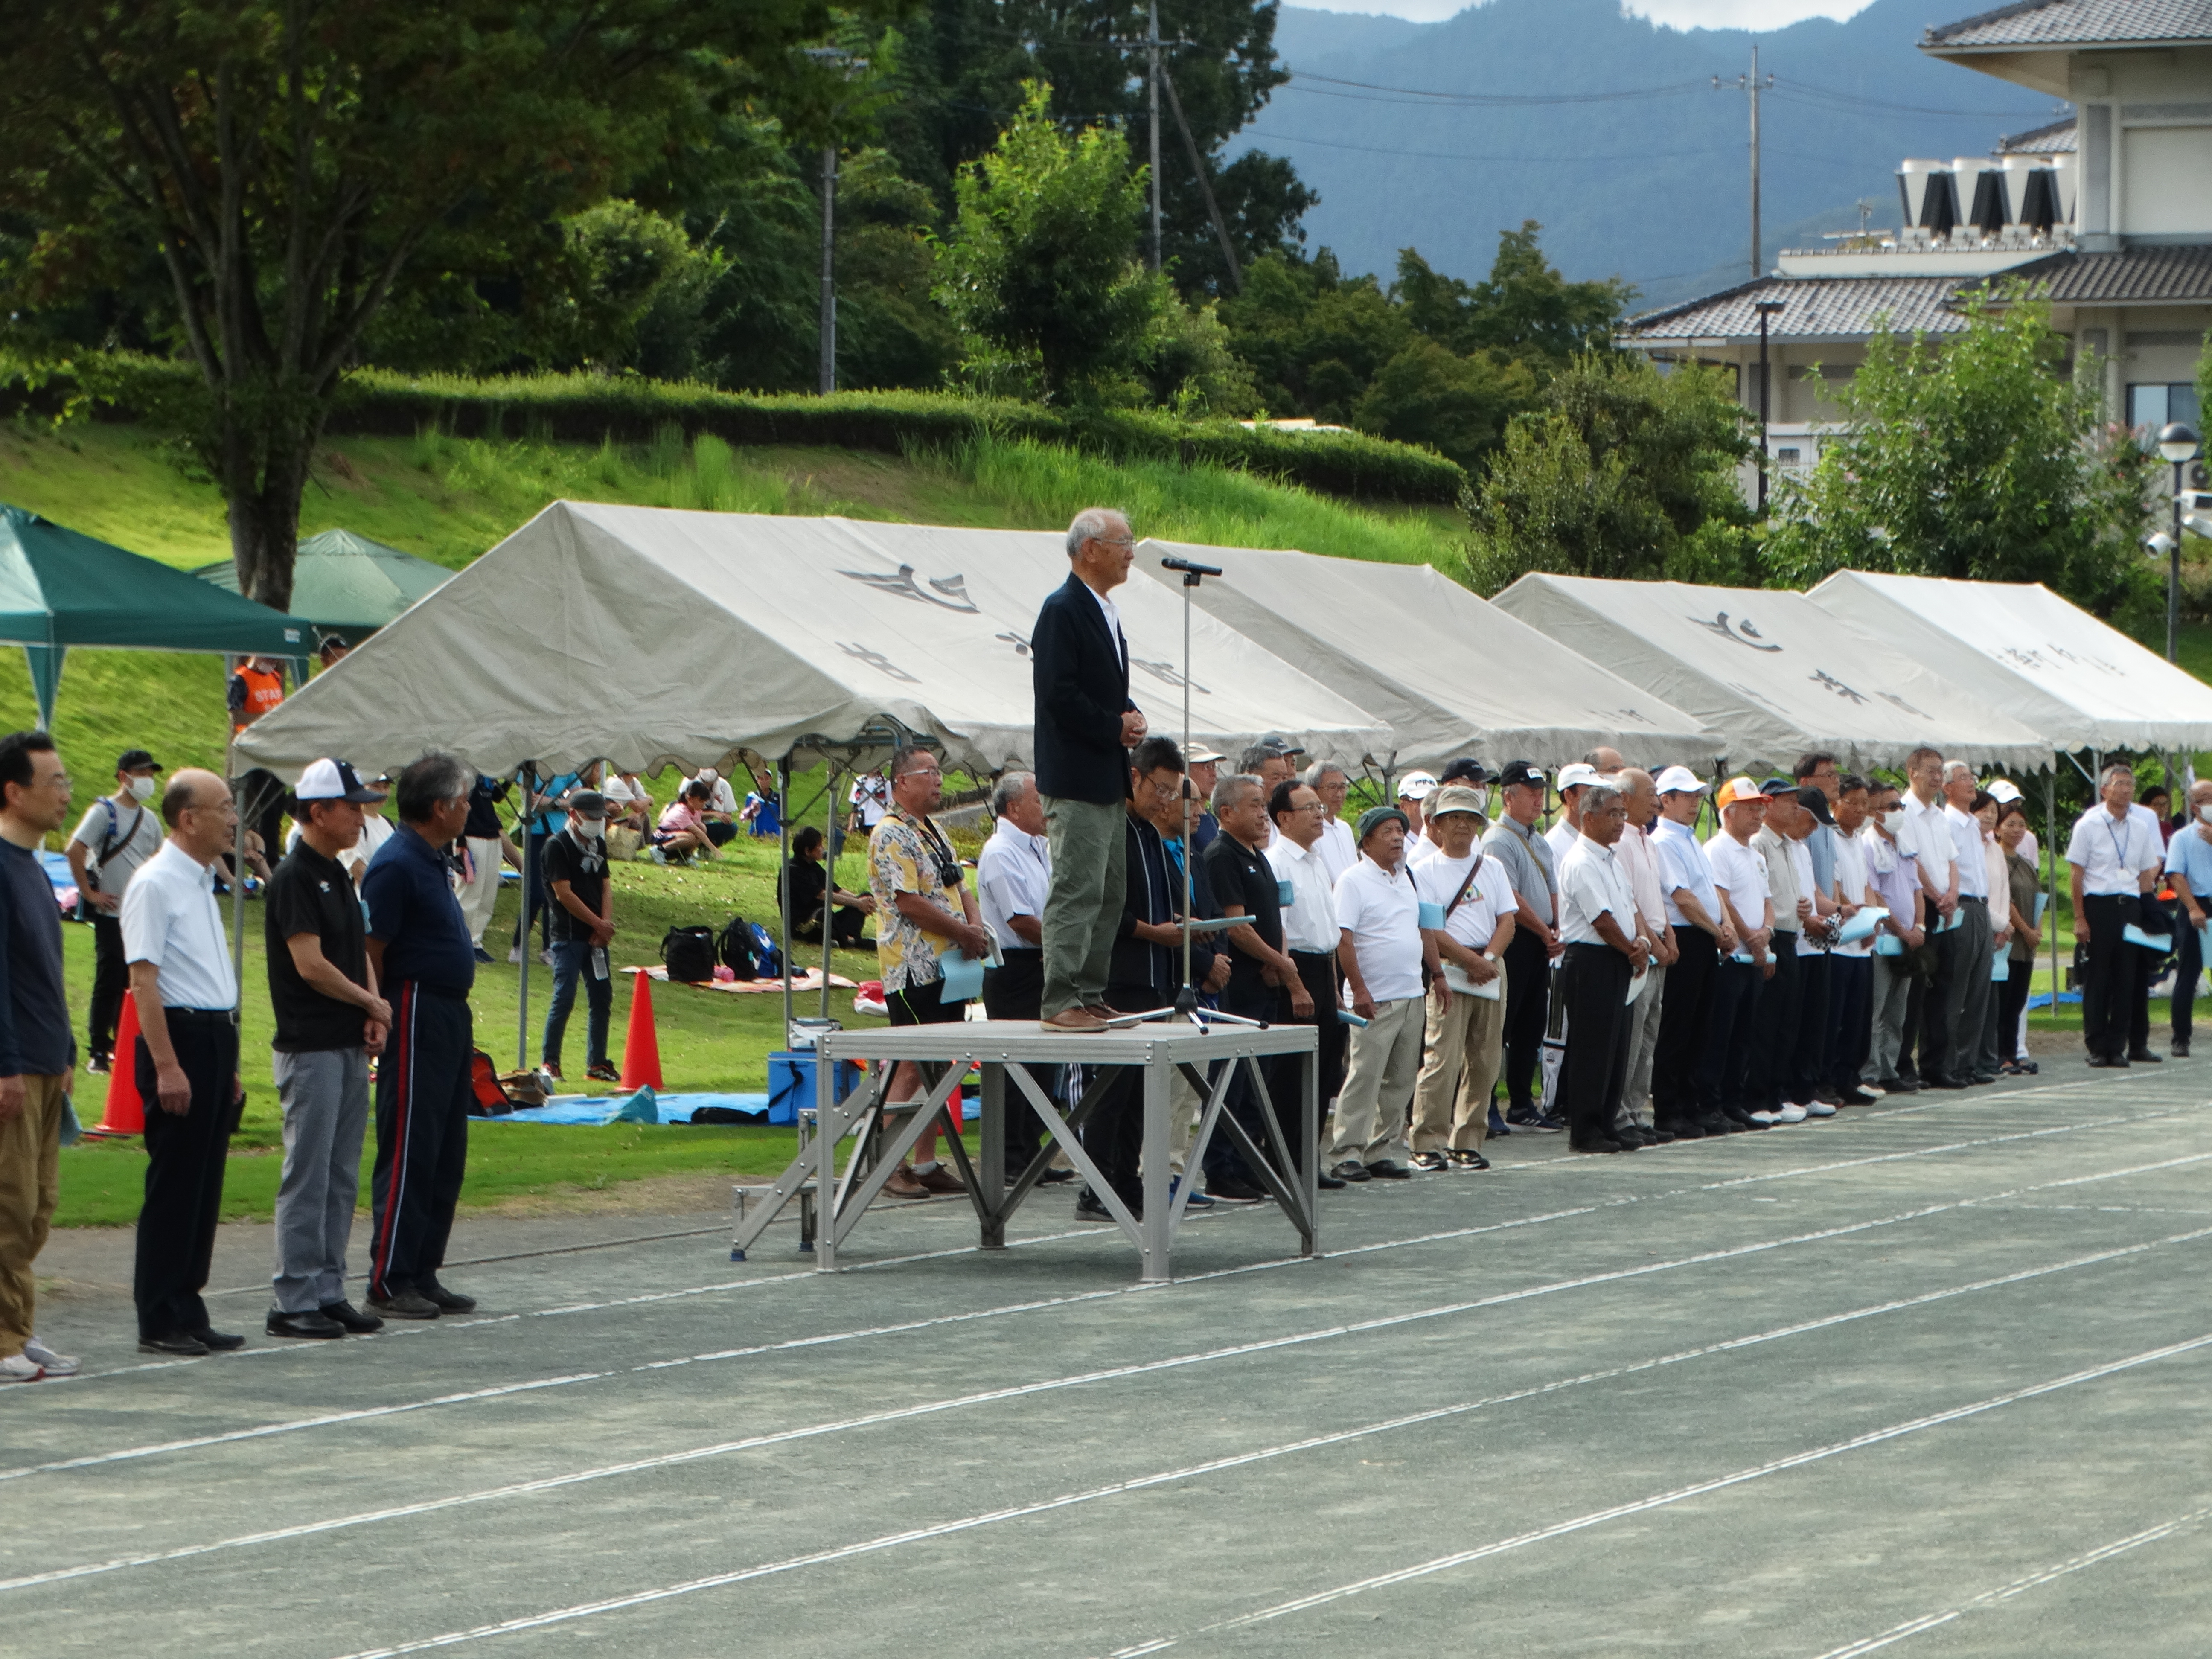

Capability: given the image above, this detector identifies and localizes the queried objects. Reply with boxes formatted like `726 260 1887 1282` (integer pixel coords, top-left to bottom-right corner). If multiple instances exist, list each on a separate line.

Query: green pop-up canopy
0 504 309 729
192 527 453 639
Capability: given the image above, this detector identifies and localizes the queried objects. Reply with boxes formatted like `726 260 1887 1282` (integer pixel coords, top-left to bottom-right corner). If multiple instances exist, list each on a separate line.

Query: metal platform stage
731 1018 1319 1281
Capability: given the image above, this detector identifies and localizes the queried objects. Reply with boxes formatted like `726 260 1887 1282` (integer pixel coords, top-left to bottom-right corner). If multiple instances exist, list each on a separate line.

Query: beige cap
1426 784 1489 822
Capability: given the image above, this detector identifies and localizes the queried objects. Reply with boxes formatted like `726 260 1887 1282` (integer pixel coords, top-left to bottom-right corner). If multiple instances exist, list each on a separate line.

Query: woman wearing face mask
1995 801 2041 1075
541 790 620 1084
65 749 167 1074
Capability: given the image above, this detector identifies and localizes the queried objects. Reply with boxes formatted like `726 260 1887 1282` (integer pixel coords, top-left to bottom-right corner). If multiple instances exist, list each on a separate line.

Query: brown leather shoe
883 1165 929 1197
915 1162 966 1194
1042 1008 1108 1032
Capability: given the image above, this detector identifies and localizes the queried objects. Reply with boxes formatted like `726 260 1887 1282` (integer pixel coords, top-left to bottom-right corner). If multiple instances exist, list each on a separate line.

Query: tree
1765 286 2156 616
1464 352 1753 594
1395 226 1633 372
934 84 1156 402
1352 339 1534 473
0 0 870 609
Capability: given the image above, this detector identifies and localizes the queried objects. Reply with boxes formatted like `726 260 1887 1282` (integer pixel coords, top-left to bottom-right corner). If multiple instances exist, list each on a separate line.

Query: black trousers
1653 928 1717 1123
1995 954 2032 1063
515 829 552 950
792 906 868 949
133 1011 240 1339
89 912 128 1061
1697 959 1763 1115
1917 924 1959 1083
2173 916 2201 1043
1556 943 1630 1143
1790 950 1831 1105
369 983 474 1299
2081 894 2144 1062
983 950 1049 1174
1501 926 1553 1114
1826 956 1873 1094
1288 949 1346 1121
1752 937 1803 1111
236 768 287 873
1200 984 1277 1186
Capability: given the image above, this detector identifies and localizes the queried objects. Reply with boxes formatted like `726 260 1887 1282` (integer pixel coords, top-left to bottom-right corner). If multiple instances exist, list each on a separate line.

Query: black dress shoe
1569 1135 1626 1153
417 1278 477 1313
320 1300 384 1334
1886 1077 1921 1094
1840 1088 1880 1106
2170 1036 2190 1057
1073 1188 1123 1222
266 1309 346 1340
190 1327 246 1352
1207 1175 1271 1202
1924 1074 1968 1090
368 1288 441 1320
1365 1160 1413 1179
1329 1159 1371 1183
1038 1167 1077 1184
2128 1049 2164 1064
1316 1171 1348 1189
1656 1117 1703 1140
138 1332 208 1356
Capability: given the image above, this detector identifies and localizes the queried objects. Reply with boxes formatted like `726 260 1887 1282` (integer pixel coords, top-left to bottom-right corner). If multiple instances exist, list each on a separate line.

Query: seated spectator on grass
742 768 782 839
598 767 649 861
653 781 717 864
783 825 874 949
689 769 740 846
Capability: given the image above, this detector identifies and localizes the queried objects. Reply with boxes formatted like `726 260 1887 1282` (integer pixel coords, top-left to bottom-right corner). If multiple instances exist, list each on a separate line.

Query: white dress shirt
1544 819 1578 864
2066 805 2162 896
1316 815 1356 885
1087 582 1127 664
1832 828 1872 957
119 840 239 1010
1558 835 1637 948
976 817 1051 955
1944 803 1988 898
1652 816 1721 930
1787 837 1824 956
1269 834 1343 955
1334 855 1425 1003
1898 791 1954 893
1704 832 1771 934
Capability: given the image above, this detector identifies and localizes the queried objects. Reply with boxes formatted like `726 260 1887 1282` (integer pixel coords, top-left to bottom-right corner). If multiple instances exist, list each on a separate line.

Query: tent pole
820 759 838 1020
517 762 534 1071
779 756 794 1039
2047 768 2059 1016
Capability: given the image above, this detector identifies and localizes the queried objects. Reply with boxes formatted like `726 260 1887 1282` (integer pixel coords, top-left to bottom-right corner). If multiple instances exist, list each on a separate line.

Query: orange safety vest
232 663 285 732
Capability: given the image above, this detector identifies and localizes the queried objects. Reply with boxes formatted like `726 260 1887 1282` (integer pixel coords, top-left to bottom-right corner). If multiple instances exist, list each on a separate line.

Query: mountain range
1242 0 2059 311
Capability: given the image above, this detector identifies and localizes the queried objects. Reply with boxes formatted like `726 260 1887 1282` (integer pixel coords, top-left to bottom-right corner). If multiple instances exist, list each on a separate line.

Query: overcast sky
1289 0 1872 29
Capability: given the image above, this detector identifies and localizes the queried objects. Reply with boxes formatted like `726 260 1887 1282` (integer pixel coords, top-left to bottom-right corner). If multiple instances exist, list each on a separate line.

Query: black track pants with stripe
368 983 474 1300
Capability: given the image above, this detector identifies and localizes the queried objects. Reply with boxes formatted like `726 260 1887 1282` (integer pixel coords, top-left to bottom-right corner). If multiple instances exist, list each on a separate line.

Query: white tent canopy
1808 572 2212 755
233 503 1391 783
1491 574 2054 774
1137 541 1717 772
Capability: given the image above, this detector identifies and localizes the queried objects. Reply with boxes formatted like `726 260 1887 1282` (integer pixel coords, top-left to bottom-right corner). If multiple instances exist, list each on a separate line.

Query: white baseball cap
294 758 387 804
1556 762 1601 792
1987 779 2023 804
1654 765 1707 795
1396 769 1440 801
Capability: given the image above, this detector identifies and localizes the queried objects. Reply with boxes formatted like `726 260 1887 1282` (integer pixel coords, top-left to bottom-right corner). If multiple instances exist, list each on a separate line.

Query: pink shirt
1616 823 1666 939
658 801 707 838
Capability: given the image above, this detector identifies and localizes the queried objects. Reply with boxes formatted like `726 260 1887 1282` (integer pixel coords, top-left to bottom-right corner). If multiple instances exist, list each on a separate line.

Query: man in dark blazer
1032 508 1148 1031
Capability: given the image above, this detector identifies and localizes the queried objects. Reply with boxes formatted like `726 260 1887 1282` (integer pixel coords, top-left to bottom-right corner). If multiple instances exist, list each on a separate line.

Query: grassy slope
6 418 1453 1222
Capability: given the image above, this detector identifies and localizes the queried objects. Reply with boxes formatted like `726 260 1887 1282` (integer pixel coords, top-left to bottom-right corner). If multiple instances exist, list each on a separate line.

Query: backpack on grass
717 915 762 980
661 924 719 983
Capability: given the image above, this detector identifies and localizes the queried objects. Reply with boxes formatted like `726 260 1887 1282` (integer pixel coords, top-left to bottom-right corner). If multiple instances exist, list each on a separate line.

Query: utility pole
1754 299 1785 515
1148 1 1163 271
818 146 838 395
1714 45 1773 280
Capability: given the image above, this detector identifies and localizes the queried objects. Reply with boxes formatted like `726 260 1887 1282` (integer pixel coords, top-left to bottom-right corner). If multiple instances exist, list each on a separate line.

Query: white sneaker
22 1337 77 1376
1774 1103 1809 1123
0 1353 43 1383
1858 1084 1886 1097
1801 1099 1837 1118
1747 1109 1780 1123
507 945 524 964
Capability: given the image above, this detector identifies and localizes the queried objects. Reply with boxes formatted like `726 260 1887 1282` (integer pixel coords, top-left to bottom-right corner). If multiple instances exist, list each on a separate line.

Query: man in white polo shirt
1650 766 1730 1139
1546 763 1600 864
1610 768 1674 1146
1303 760 1357 884
1555 781 1648 1153
1939 760 1997 1088
1407 786 1516 1170
2068 761 2163 1067
1329 806 1439 1182
1268 778 1348 1134
1700 778 1775 1132
1896 746 1961 1088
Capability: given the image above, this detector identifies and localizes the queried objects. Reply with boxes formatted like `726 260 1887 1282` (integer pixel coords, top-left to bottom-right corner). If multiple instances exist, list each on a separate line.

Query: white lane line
1810 1505 2212 1657
0 1200 1978 1591
15 1133 2206 1481
320 1326 2212 1657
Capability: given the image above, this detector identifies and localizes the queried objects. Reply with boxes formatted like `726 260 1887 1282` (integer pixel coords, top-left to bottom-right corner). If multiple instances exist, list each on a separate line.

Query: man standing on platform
2069 763 2163 1068
123 767 246 1356
1555 783 1648 1154
1484 761 1563 1134
978 771 1053 1182
1650 768 1729 1139
361 754 480 1322
1032 508 1146 1032
0 732 79 1381
264 759 391 1341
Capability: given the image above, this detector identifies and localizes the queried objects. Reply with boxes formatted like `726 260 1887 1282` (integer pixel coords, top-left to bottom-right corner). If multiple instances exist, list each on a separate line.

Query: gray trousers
1944 897 1994 1082
1331 994 1423 1166
1864 952 1914 1084
272 1047 371 1313
1617 960 1667 1130
1041 795 1126 1018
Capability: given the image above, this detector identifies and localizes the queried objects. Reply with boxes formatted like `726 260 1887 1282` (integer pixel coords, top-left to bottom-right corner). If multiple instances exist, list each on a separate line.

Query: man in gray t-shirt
1481 761 1564 1129
65 749 164 1074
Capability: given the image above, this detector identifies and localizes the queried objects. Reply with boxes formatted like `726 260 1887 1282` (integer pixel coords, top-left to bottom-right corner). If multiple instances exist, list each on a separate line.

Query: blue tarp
479 1088 776 1126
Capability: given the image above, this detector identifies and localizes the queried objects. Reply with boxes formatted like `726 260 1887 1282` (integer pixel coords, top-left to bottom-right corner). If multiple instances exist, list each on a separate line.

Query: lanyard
2105 811 2132 872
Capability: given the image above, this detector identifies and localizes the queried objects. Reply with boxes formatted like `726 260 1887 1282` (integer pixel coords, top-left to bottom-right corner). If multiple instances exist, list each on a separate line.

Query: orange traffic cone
620 969 663 1091
85 990 146 1137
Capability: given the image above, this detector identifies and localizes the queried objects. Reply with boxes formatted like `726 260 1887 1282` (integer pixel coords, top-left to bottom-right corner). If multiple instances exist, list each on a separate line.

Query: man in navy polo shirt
361 753 479 1321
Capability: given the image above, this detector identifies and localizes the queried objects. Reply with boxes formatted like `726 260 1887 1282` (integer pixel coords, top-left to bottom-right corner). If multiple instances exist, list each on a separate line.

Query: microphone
1159 555 1223 576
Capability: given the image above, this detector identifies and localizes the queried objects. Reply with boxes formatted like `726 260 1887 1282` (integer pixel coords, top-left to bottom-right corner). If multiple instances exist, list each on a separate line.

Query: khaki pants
1617 961 1668 1130
1411 978 1505 1152
1158 1065 1204 1178
458 835 504 948
1330 995 1423 1167
1040 797 1126 1019
0 1074 66 1358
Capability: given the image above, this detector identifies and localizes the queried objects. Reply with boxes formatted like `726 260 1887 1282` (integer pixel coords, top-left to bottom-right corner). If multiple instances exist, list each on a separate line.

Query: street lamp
1753 299 1786 515
804 49 869 396
2158 421 2200 662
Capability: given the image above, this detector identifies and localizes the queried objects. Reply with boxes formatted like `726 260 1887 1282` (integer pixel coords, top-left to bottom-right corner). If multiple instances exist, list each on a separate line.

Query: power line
1767 77 2055 119
1282 69 1706 105
1241 128 1726 165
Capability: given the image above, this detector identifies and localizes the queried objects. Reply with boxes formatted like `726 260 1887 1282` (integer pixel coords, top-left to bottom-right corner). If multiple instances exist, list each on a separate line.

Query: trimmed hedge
6 358 1467 504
